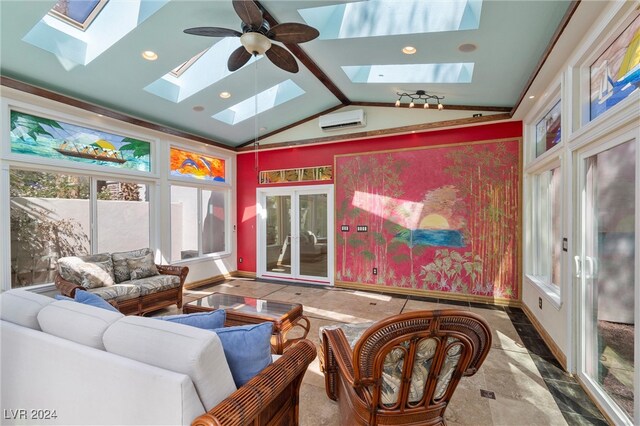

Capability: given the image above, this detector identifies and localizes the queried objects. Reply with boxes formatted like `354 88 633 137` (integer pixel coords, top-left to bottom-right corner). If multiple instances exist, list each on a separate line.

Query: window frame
169 182 231 264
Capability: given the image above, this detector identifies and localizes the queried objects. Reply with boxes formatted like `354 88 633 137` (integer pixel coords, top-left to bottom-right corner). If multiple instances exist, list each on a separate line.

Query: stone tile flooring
160 278 609 425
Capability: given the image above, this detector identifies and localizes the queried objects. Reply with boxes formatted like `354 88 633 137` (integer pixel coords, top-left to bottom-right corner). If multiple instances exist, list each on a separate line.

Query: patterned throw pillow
112 248 152 283
58 256 116 289
127 253 159 280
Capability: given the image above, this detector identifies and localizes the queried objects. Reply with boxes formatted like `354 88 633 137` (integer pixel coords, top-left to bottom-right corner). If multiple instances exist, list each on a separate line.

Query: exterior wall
237 121 523 296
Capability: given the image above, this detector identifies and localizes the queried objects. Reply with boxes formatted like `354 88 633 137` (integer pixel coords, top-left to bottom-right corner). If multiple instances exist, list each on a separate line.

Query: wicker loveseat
54 248 188 315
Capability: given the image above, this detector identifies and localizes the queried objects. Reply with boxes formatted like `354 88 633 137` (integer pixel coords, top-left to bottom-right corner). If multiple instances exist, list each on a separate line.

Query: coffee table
183 292 310 354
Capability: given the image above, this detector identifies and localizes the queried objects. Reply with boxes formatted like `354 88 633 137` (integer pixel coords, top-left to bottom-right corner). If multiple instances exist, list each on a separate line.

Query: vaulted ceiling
1 0 574 148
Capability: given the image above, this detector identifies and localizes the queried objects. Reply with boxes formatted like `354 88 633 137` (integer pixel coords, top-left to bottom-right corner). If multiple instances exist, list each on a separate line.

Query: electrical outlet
341 225 350 232
538 297 542 309
373 267 377 275
357 225 368 232
239 257 243 263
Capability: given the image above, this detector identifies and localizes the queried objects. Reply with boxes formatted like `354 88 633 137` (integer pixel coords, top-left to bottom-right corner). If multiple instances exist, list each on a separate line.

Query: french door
257 185 333 285
576 135 638 425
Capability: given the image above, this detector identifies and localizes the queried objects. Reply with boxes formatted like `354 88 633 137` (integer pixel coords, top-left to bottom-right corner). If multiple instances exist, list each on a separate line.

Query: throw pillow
74 290 119 313
159 310 226 330
54 294 74 301
58 256 115 288
126 253 158 280
112 248 152 283
213 322 273 387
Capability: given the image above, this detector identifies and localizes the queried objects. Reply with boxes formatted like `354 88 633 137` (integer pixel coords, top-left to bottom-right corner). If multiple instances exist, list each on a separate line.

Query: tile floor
158 278 609 426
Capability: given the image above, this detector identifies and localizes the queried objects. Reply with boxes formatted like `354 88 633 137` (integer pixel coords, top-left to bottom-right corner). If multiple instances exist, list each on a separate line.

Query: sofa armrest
156 264 189 287
191 339 317 426
54 274 84 298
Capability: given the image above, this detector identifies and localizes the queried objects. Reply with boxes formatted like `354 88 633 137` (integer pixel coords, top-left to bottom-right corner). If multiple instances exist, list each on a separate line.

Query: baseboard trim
335 280 521 307
184 273 231 290
232 271 257 279
521 302 567 369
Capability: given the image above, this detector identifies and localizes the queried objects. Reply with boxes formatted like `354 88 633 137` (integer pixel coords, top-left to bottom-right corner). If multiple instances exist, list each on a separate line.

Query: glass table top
186 292 300 318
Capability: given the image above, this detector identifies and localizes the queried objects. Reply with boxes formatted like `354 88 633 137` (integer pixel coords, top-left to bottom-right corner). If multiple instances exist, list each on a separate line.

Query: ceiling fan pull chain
254 54 259 176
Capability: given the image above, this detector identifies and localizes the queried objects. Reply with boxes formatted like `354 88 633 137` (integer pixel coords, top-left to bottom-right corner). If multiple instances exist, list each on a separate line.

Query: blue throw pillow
54 294 74 301
74 290 119 312
159 310 226 330
213 322 273 387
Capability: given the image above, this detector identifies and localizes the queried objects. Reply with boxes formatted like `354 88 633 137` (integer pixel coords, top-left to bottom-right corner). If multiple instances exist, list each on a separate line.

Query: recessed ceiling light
192 106 205 112
219 91 231 99
142 50 158 61
402 46 417 55
458 43 477 52
529 95 536 99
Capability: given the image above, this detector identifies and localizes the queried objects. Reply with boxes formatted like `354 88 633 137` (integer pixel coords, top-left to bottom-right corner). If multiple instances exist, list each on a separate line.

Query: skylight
212 80 305 125
343 63 474 84
298 0 482 39
145 38 260 103
49 0 108 31
23 0 168 68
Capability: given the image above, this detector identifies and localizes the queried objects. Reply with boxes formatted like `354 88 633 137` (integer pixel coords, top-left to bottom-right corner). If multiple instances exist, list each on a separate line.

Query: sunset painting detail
335 139 520 301
170 147 225 182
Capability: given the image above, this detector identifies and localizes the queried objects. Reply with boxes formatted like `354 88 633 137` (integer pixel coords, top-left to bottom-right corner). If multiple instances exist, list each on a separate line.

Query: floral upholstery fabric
57 254 115 289
89 283 141 302
434 337 462 399
323 323 455 407
135 274 180 296
126 253 158 280
111 248 152 283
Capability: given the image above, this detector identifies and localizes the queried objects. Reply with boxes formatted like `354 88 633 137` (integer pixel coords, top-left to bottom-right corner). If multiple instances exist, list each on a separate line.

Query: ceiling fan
183 0 319 73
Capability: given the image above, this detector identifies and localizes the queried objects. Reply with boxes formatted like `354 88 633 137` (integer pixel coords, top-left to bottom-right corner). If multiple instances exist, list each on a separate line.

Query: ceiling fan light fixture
241 32 272 55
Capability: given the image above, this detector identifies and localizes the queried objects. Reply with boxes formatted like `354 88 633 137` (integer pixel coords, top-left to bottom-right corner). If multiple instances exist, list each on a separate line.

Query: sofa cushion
0 289 54 330
134 274 180 296
58 253 115 289
127 252 159 280
89 283 141 302
213 322 273 387
112 248 152 283
159 309 226 330
75 290 120 312
37 300 124 350
103 316 237 410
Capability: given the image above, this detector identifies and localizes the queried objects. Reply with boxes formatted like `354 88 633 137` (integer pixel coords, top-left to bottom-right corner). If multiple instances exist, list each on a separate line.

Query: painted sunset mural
335 139 520 300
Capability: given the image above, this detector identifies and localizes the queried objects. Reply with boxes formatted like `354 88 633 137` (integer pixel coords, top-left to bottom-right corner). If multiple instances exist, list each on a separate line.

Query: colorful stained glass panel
590 15 640 121
10 111 151 172
535 100 561 157
170 147 225 183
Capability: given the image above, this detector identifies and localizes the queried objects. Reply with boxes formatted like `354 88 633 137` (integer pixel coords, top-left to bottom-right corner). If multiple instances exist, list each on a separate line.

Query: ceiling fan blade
184 27 241 38
228 46 252 71
269 23 319 44
232 0 263 29
265 44 299 73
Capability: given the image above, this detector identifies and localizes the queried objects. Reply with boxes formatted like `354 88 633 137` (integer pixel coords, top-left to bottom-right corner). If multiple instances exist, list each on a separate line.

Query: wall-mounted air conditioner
319 109 366 131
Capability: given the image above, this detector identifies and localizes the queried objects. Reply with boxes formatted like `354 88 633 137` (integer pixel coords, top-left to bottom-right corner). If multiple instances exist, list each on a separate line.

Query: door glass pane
584 140 635 421
299 194 328 277
97 180 149 253
202 190 226 255
265 195 291 275
170 186 198 261
10 169 90 287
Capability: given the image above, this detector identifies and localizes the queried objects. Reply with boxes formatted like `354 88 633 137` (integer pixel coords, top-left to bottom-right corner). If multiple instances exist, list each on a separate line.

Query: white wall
0 86 237 289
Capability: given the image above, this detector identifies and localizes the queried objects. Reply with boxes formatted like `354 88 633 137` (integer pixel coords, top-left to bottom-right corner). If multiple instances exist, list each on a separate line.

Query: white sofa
0 289 316 426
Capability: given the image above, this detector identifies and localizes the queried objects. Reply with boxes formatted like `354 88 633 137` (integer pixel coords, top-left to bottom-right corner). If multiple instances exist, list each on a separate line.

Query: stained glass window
535 101 561 157
590 15 640 121
170 147 225 183
10 111 151 172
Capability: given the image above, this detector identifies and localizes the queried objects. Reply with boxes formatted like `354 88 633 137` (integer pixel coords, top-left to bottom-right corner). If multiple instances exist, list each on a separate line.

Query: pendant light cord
254 55 259 177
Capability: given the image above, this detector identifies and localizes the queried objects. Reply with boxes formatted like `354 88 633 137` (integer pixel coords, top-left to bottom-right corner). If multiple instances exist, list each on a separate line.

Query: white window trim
169 182 232 264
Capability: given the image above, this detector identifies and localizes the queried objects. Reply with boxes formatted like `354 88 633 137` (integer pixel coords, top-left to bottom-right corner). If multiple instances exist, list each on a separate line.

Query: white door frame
256 184 334 285
573 129 639 426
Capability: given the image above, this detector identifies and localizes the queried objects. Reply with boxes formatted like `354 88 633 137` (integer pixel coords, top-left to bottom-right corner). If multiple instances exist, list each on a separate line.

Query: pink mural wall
335 138 521 301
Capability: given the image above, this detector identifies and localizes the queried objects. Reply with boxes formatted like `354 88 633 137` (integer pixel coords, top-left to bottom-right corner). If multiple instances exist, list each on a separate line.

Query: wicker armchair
320 310 491 426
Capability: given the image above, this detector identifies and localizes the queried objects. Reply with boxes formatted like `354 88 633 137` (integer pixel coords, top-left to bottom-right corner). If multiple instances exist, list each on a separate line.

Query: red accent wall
237 121 522 273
